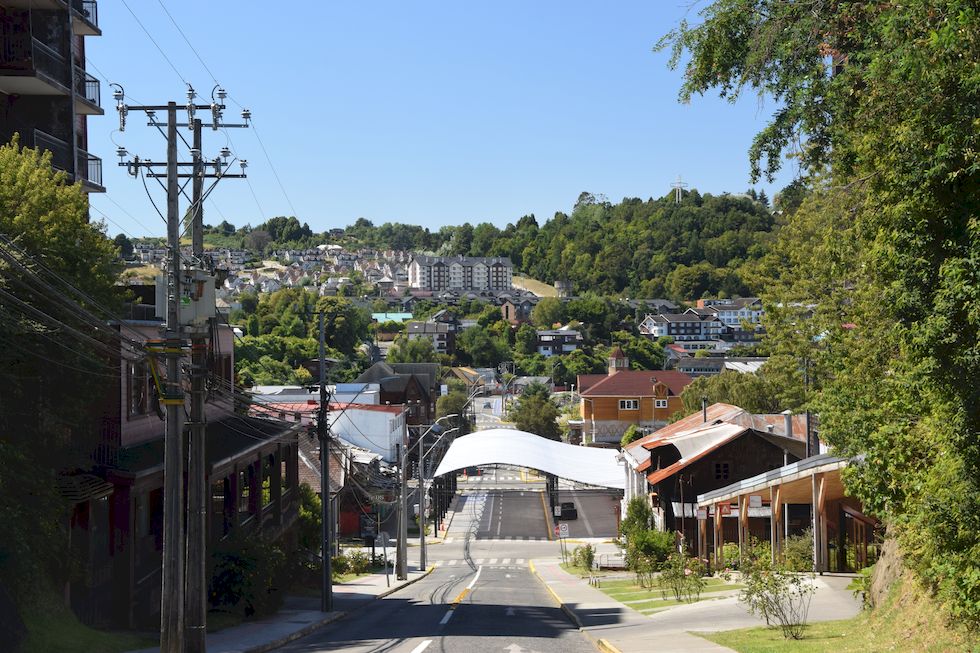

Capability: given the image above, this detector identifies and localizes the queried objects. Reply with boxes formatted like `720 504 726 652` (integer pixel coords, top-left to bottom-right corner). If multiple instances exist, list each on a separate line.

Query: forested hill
194 188 782 298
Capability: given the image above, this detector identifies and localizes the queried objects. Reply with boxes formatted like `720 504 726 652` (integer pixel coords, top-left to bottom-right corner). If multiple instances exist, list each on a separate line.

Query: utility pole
161 100 185 653
186 117 207 653
318 312 333 611
397 442 408 580
114 84 250 653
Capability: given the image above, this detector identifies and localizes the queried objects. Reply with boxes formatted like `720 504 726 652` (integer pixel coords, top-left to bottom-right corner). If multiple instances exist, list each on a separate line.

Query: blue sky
86 1 798 239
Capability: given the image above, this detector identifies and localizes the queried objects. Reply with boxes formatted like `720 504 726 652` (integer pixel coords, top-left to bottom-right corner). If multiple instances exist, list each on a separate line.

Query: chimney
701 396 708 423
782 409 793 439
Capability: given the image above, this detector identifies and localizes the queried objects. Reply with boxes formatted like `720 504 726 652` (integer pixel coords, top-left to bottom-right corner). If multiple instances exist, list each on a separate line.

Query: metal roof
433 428 625 489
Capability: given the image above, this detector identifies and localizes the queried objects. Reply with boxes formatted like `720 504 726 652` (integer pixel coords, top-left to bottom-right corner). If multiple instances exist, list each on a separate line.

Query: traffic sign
558 522 569 539
696 508 708 521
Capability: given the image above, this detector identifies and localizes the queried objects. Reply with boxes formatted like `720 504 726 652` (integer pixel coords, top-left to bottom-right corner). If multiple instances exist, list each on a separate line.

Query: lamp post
417 425 459 569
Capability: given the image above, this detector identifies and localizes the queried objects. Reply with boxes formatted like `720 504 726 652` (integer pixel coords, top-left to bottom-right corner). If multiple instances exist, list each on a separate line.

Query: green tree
113 232 134 260
456 326 509 368
660 0 980 625
514 323 537 356
509 395 561 441
621 424 644 448
531 297 563 328
387 335 437 364
0 138 121 608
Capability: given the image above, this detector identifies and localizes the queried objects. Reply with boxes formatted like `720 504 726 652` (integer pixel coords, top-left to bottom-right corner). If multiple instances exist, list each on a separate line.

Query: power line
119 0 189 86
154 0 221 87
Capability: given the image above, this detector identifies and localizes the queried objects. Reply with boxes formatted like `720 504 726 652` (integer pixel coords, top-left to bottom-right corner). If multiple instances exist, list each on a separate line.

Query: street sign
719 504 732 516
696 508 708 521
749 495 763 509
359 513 378 538
558 522 569 539
553 505 561 517
377 532 391 547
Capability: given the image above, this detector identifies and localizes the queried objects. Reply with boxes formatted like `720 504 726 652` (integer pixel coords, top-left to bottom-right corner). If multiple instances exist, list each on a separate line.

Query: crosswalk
441 536 548 543
432 558 527 567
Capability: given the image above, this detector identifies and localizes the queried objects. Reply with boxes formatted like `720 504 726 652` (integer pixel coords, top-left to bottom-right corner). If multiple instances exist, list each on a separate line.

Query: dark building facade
0 0 104 191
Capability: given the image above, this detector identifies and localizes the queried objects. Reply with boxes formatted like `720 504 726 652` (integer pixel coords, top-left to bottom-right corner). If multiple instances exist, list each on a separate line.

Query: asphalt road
277 561 595 653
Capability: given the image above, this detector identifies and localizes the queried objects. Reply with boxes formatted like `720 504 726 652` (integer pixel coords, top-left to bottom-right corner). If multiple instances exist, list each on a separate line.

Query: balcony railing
71 0 99 31
74 65 100 107
30 38 70 87
77 148 103 188
33 128 72 173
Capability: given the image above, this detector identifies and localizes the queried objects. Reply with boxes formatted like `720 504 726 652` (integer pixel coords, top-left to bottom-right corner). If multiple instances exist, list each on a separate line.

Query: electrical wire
119 0 189 86
153 0 220 87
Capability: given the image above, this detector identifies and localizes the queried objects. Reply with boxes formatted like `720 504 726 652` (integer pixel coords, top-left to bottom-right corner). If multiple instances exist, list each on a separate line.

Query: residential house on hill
354 362 440 426
620 403 807 548
406 321 455 356
577 348 692 443
536 327 583 357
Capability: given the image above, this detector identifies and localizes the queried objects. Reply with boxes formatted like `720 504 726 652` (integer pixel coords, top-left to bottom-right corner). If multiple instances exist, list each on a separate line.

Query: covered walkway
433 428 625 489
696 454 879 571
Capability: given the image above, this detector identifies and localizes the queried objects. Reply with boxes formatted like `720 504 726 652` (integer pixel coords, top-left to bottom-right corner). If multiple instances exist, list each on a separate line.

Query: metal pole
186 117 207 653
160 101 185 653
318 312 333 611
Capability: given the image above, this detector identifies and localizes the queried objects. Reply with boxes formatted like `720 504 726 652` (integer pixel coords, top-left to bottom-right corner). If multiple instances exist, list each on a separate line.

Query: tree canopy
661 0 980 625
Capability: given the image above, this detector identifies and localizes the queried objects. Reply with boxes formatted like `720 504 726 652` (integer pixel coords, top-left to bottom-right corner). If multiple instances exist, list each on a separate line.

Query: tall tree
660 0 980 624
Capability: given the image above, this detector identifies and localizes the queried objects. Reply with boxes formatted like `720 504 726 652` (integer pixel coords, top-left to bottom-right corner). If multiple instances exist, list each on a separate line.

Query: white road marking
410 640 433 653
439 610 454 625
516 558 525 564
501 558 511 564
489 558 498 564
467 565 483 590
448 559 458 566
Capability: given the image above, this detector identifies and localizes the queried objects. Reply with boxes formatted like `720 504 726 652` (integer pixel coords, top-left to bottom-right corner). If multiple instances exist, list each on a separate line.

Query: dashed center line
410 640 433 653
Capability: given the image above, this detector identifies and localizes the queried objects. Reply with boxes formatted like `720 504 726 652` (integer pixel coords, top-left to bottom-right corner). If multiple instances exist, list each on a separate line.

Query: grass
696 575 979 653
119 264 161 282
21 598 154 653
512 275 558 297
594 574 744 615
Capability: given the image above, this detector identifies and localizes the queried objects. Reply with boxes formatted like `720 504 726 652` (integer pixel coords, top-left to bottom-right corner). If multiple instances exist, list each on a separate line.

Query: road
277 476 617 653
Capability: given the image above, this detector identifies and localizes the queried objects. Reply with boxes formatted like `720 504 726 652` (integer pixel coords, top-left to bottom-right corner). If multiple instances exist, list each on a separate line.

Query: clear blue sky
86 1 797 239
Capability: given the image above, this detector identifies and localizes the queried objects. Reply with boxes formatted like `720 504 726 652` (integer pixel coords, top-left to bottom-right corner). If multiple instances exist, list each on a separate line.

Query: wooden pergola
695 454 874 571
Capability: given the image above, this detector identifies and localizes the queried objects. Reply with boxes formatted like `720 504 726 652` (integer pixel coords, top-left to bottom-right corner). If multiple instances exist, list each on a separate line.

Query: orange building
577 348 692 444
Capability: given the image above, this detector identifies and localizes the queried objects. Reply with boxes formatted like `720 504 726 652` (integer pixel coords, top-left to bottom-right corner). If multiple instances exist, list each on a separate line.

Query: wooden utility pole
160 100 186 653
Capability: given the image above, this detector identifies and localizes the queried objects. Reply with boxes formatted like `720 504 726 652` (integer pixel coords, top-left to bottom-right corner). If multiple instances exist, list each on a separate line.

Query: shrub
848 564 875 609
571 544 596 571
209 535 287 618
783 529 814 572
626 529 675 571
330 554 349 576
658 553 707 602
346 550 371 575
738 554 816 639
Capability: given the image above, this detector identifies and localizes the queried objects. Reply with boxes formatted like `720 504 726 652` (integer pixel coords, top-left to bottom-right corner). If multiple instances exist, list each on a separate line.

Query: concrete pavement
530 557 863 653
124 568 433 653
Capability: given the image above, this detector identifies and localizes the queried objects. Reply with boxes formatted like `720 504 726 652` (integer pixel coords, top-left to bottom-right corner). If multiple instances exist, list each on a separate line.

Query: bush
848 564 875 609
658 553 707 602
626 529 675 570
783 529 814 572
738 553 816 639
346 550 371 575
571 544 596 571
209 535 287 618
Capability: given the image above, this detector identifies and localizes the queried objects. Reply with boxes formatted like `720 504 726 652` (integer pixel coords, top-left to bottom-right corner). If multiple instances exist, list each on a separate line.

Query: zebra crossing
432 558 527 568
441 536 548 543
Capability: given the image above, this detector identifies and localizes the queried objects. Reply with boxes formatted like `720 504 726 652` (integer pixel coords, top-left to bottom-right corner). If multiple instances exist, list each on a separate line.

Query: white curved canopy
433 428 625 489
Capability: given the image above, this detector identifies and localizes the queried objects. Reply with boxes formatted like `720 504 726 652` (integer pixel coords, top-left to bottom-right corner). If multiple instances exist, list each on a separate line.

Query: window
655 399 668 409
714 462 731 481
619 399 639 410
128 362 149 417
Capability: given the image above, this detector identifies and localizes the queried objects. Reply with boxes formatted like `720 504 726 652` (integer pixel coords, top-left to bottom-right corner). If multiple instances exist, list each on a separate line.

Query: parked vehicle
559 501 578 520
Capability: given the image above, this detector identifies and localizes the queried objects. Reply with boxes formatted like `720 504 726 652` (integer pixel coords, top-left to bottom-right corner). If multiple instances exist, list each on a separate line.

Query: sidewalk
126 567 432 653
530 558 863 653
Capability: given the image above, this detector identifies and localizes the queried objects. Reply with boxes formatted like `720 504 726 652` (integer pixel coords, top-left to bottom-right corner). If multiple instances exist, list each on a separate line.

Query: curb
241 566 436 653
528 560 623 653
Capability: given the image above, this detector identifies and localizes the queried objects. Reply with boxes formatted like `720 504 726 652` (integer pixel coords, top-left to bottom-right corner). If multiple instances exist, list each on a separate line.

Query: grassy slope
511 275 558 297
21 597 153 653
697 575 978 653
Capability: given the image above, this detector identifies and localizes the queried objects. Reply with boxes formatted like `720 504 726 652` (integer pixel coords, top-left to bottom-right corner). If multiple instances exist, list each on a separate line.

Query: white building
408 254 513 291
327 403 406 463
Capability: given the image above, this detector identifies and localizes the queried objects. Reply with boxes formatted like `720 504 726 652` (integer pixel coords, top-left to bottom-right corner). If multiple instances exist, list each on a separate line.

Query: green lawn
696 576 978 653
21 603 154 653
594 575 744 615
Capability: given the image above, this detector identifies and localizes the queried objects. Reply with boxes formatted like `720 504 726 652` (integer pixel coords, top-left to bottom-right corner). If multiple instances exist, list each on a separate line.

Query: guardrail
75 66 100 107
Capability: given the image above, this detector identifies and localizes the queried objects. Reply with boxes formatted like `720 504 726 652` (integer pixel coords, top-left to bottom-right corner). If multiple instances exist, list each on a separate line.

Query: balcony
71 0 101 36
33 129 73 174
74 66 103 114
77 148 104 192
0 36 71 95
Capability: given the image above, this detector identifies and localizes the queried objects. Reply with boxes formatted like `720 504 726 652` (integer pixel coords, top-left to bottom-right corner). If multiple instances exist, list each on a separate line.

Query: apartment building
0 0 104 192
408 254 513 291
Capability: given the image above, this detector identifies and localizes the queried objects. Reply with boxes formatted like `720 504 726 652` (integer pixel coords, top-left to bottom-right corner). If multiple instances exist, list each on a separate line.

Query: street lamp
417 425 460 569
398 413 459 579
